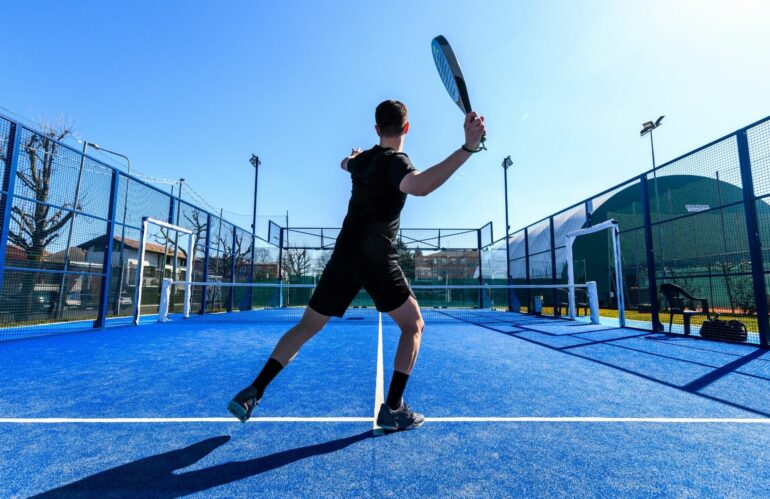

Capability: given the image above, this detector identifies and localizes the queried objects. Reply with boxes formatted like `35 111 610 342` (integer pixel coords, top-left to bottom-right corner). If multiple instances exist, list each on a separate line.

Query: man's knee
401 318 424 337
298 313 327 335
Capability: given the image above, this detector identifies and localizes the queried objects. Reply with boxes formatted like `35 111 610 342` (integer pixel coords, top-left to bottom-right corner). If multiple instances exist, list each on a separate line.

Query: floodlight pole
639 116 666 293
502 156 513 311
57 140 95 318
250 154 261 236
248 155 261 307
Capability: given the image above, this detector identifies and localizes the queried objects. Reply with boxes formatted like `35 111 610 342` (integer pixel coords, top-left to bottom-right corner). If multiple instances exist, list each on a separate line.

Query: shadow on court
452 316 770 417
33 430 375 498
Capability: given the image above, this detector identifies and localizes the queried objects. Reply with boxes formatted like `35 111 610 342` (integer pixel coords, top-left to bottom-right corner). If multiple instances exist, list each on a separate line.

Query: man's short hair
375 100 408 137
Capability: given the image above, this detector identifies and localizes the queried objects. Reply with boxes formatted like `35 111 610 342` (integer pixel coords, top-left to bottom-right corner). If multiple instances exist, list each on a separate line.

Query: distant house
5 244 29 261
78 235 187 281
414 249 480 281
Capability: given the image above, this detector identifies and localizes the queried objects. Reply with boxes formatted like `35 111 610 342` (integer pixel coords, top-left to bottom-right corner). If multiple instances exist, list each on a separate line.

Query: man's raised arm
399 112 486 196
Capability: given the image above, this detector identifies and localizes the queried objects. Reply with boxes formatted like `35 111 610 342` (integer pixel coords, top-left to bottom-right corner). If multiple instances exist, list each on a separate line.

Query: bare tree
283 248 312 278
183 209 207 251
315 250 332 272
254 247 273 263
7 121 77 318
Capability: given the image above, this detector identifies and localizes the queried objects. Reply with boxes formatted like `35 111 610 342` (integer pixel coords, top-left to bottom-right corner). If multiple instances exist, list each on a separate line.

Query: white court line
2 417 770 424
0 417 372 424
372 312 385 432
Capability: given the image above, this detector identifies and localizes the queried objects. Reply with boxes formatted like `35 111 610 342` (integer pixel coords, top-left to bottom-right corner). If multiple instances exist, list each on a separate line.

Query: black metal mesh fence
496 115 770 345
0 114 278 341
4 110 770 347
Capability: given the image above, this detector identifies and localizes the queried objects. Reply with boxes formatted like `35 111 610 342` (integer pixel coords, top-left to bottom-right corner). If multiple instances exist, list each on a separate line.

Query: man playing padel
228 99 486 430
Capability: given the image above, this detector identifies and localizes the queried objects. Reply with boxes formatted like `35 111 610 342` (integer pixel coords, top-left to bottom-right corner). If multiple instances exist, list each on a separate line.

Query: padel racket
431 35 486 149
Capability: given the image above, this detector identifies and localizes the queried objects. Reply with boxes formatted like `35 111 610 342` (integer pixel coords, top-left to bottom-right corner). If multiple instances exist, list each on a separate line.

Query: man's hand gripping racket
431 35 486 151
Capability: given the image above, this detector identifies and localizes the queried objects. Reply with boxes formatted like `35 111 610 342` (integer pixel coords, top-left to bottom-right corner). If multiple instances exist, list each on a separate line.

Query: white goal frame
133 217 195 325
565 219 625 327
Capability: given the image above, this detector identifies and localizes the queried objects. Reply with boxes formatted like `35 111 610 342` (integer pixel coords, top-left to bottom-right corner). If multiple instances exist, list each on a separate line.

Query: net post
133 217 149 325
159 278 172 322
587 281 600 324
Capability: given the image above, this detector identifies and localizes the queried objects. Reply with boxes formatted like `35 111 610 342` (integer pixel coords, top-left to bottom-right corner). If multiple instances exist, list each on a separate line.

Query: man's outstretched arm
341 148 363 172
399 112 486 197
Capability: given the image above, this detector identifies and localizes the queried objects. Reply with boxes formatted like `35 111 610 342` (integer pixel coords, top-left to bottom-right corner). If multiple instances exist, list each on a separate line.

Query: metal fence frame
503 114 770 347
0 113 278 340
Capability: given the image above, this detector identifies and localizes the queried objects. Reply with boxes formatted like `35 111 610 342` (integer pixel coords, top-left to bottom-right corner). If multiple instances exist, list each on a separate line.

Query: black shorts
308 250 413 317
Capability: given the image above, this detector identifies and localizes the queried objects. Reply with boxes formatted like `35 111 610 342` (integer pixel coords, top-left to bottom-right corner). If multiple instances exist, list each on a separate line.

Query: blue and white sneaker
376 400 425 431
227 386 260 423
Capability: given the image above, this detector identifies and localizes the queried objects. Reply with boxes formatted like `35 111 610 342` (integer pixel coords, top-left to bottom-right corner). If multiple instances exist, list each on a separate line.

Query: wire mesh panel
268 220 282 247
588 179 644 230
14 128 83 210
115 177 172 229
479 222 493 249
233 227 254 283
649 137 742 225
253 237 281 282
106 225 142 318
280 227 338 249
398 228 480 251
480 239 508 284
207 217 234 283
746 119 770 197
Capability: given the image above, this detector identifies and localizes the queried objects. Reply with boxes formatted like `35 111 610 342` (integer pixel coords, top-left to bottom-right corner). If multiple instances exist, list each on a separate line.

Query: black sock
250 358 284 399
386 370 410 410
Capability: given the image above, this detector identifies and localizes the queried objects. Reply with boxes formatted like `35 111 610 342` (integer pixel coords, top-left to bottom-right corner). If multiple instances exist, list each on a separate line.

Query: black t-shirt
335 145 416 262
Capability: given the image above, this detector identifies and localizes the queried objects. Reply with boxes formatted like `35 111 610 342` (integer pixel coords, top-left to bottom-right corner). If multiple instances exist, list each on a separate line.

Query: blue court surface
2 311 770 497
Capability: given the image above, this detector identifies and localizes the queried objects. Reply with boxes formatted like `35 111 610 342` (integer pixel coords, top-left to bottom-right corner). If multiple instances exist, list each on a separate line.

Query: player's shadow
33 430 375 498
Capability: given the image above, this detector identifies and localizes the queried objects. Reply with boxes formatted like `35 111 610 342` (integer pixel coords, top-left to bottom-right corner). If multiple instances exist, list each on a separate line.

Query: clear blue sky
2 0 770 241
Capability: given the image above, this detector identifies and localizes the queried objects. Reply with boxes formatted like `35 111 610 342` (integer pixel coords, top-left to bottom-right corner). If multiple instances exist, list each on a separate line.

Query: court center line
373 312 385 432
2 417 770 424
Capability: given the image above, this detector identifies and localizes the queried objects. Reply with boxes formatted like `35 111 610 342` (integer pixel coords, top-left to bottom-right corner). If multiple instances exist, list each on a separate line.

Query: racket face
431 35 472 114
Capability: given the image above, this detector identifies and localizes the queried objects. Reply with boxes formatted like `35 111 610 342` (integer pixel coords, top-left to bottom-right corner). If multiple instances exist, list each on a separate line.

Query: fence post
640 174 663 331
524 227 531 312
228 225 237 312
477 228 484 308
277 228 285 307
199 213 211 314
94 170 119 328
0 122 21 290
549 216 557 316
585 200 593 227
248 231 255 309
736 131 769 346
